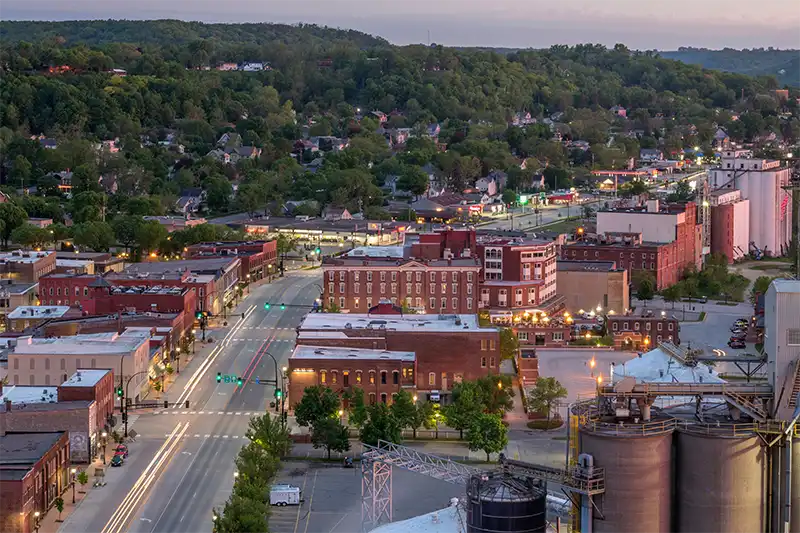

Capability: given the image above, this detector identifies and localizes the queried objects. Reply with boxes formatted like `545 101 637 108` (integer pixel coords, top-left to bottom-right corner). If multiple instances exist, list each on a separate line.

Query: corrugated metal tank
675 430 766 533
579 427 673 533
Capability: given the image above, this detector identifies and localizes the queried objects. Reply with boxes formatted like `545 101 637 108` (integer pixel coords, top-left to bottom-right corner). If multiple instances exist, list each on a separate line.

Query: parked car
111 455 124 467
728 339 746 349
734 319 748 326
730 328 746 335
730 335 746 342
115 445 128 458
731 325 747 333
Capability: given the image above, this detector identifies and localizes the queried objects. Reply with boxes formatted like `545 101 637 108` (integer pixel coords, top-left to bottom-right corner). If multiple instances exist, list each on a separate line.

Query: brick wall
0 406 93 463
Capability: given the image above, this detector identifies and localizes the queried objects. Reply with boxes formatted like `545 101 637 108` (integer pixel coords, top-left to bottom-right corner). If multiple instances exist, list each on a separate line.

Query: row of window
47 286 90 297
320 368 412 386
14 357 97 370
480 356 497 368
517 331 565 342
328 270 474 283
330 282 472 296
331 296 473 311
612 321 674 332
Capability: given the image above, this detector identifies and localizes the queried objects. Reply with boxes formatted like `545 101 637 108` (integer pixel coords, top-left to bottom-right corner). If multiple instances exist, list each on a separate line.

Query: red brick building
288 346 416 407
476 236 560 315
0 432 70 533
57 369 115 435
607 315 681 349
322 256 481 314
561 231 697 290
293 304 500 404
0 251 56 283
185 240 278 281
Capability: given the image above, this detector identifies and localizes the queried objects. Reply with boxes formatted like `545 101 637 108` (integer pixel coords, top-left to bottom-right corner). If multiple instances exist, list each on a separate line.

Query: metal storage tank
675 428 766 533
466 472 547 533
579 423 673 533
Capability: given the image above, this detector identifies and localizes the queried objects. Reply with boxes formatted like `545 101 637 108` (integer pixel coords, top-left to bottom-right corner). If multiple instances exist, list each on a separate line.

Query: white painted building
766 280 800 420
597 200 683 244
708 153 793 256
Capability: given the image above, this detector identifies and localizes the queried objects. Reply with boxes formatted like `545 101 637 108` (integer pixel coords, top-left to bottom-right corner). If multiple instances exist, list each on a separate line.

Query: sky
1 0 799 50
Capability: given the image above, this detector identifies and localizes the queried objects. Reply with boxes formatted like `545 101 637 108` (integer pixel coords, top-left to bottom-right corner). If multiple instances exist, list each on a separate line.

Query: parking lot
269 461 463 533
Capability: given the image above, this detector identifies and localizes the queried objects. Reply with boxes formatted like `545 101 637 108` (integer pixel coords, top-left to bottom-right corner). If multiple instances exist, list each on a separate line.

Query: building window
391 283 397 294
369 371 375 384
452 284 458 294
481 357 487 368
668 323 674 331
45 359 50 370
369 393 376 405
429 283 436 294
657 335 663 343
788 330 800 346
441 272 447 282
379 282 386 294
392 371 399 385
329 270 335 280
30 359 35 370
646 322 651 331
406 284 411 294
380 272 386 282
339 297 345 308
343 372 350 387
354 272 360 281
329 297 335 308
356 371 362 384
380 371 387 384
354 284 359 294
658 323 663 331
441 283 447 293
552 332 564 341
518 331 528 341
381 393 387 404
366 284 372 294
328 283 334 294
416 283 421 294
441 298 446 309
60 358 66 370
320 370 327 384
490 357 496 367
452 297 457 310
481 339 488 351
634 322 640 331
428 372 436 386
429 297 436 309
338 282 344 293
623 323 629 331
83 287 88 296
331 371 338 384
467 297 473 310
391 272 397 282
367 272 373 282
366 298 373 308
75 287 79 296
354 298 360 308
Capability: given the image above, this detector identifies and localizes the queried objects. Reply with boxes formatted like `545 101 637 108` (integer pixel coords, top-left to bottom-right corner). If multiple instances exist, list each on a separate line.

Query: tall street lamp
34 511 40 533
191 329 196 354
70 467 77 503
101 431 108 464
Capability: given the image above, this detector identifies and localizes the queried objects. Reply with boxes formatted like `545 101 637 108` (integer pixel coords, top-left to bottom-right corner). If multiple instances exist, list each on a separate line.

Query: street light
71 467 77 503
596 374 603 385
233 471 239 480
101 431 108 464
191 329 197 353
34 511 40 533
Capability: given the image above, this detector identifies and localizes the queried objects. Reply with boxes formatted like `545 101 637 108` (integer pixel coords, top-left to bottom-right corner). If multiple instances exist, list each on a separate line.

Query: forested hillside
661 47 799 87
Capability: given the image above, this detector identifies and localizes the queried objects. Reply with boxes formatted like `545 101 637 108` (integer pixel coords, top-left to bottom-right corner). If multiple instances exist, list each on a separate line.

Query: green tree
408 400 436 439
245 413 291 458
467 413 508 462
501 189 517 206
275 234 298 256
112 215 142 253
71 163 101 194
389 389 417 432
661 284 683 309
76 470 89 492
751 275 775 300
294 385 339 427
54 497 64 521
526 377 567 428
476 375 514 415
345 388 369 429
0 203 28 248
214 493 268 533
498 328 520 361
10 155 32 187
10 224 51 249
360 403 402 446
134 220 168 253
72 221 115 252
310 417 350 459
395 166 429 197
234 441 279 486
444 381 484 439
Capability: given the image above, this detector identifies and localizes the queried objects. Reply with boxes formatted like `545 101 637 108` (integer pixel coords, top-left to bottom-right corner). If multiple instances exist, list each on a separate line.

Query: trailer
270 484 303 506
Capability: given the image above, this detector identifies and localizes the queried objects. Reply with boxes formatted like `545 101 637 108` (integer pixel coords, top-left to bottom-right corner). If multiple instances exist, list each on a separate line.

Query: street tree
526 377 567 428
310 417 350 459
498 328 520 360
0 202 27 248
215 493 268 533
345 388 369 429
445 381 484 439
467 413 509 462
408 400 435 439
54 497 64 521
76 470 89 492
661 284 683 309
234 441 280 485
476 375 515 415
111 215 141 253
396 165 429 198
501 189 517 206
360 403 402 446
72 221 115 252
10 224 51 249
245 413 291 458
135 219 168 253
389 389 417 432
751 276 775 301
294 385 339 427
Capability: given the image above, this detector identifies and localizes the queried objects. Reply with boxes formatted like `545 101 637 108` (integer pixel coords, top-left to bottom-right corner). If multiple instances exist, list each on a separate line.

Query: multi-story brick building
475 236 559 314
0 431 70 533
185 240 278 282
708 189 750 263
557 260 630 314
57 369 115 438
293 304 500 404
322 255 481 314
0 251 56 283
288 346 416 407
607 315 681 349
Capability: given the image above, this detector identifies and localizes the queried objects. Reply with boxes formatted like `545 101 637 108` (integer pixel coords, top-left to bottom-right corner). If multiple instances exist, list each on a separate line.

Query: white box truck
270 484 303 506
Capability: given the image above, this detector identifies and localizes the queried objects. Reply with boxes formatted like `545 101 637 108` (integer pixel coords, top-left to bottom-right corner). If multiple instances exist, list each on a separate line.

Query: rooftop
476 236 552 247
8 306 71 320
557 260 619 272
120 257 239 276
773 279 800 294
0 282 38 295
292 345 415 361
370 502 465 533
109 285 187 296
0 386 58 404
11 331 148 356
0 251 53 264
324 256 481 268
299 313 483 333
60 368 111 387
346 246 406 258
0 432 66 480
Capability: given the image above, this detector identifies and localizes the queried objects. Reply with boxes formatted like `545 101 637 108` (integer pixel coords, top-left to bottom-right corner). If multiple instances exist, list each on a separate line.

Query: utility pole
783 158 800 278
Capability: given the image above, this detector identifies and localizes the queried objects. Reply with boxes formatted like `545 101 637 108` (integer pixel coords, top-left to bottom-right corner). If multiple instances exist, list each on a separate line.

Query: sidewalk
38 458 106 533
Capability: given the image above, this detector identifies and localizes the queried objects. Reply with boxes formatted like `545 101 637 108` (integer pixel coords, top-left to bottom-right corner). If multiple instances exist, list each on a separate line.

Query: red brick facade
607 315 681 347
57 369 115 434
186 240 278 281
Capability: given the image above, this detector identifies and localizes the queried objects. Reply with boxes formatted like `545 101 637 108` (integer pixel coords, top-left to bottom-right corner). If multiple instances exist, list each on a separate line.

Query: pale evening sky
1 0 799 50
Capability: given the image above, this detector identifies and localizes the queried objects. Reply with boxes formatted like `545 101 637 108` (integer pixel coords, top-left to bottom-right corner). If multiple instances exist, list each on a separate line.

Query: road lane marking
303 471 319 533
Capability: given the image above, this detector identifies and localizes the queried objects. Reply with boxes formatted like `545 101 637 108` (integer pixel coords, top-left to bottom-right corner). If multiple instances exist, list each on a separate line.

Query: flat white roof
346 246 405 258
774 279 800 294
1 386 58 405
292 345 414 361
299 313 482 333
12 333 148 356
56 259 93 267
61 369 111 387
8 306 71 319
0 251 53 264
370 504 464 533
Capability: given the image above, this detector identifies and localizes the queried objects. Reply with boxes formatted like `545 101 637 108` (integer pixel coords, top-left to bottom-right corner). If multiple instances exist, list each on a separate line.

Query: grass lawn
527 419 565 431
749 263 793 272
540 217 585 234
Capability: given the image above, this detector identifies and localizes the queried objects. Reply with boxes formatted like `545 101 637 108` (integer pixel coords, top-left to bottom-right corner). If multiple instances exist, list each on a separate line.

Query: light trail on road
102 422 190 533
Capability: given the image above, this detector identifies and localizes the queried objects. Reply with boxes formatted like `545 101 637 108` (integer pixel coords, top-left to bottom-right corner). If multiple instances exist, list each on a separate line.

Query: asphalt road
62 271 323 533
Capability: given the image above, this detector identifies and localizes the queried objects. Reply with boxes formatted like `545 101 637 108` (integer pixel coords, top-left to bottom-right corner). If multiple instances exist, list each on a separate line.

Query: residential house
99 139 120 153
426 124 441 139
312 136 348 152
37 137 58 150
98 174 118 194
217 62 239 71
474 177 498 196
322 207 352 221
713 128 730 150
217 132 241 148
293 139 319 156
567 140 591 152
639 148 664 162
241 62 265 71
511 112 536 126
371 111 388 123
175 188 205 215
610 106 627 118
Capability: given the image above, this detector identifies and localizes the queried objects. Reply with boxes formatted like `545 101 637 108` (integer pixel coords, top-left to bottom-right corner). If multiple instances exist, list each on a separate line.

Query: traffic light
196 311 203 320
280 303 286 310
275 389 283 399
116 387 123 398
264 302 271 310
236 376 243 386
315 247 321 254
216 372 222 383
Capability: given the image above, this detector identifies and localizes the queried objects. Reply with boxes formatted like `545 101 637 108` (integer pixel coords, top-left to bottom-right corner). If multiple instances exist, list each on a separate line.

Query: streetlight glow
497 381 503 390
597 375 603 385
71 467 77 474
589 357 596 369
585 332 591 339
338 409 344 417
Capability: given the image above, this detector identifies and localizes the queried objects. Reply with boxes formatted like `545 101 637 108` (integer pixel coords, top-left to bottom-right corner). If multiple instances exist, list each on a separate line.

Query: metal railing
580 418 678 437
361 440 482 485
